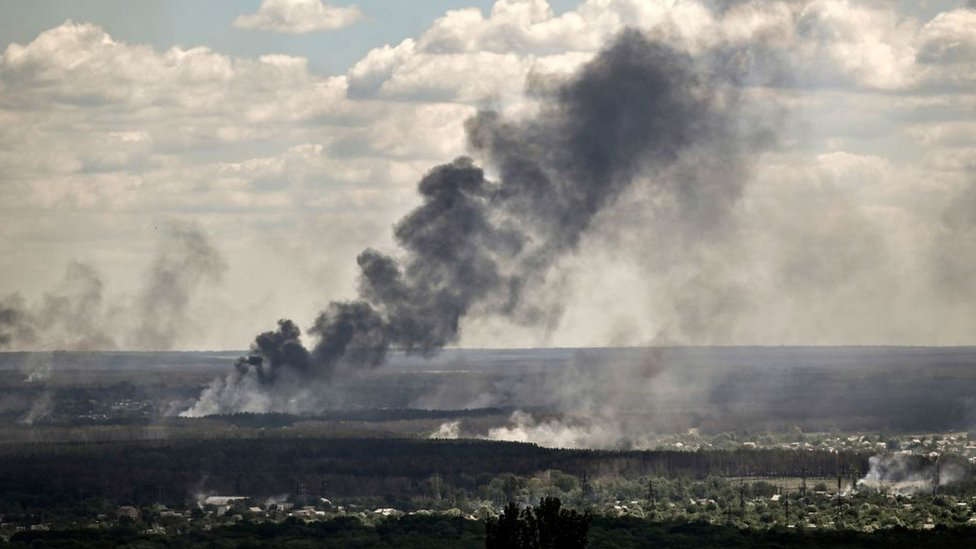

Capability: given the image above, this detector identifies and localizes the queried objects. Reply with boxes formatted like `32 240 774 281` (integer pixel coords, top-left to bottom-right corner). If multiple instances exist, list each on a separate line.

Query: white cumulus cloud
234 0 363 34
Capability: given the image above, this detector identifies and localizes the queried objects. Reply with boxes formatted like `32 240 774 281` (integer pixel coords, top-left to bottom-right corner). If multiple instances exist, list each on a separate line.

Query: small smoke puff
430 420 461 439
20 353 53 383
19 391 54 426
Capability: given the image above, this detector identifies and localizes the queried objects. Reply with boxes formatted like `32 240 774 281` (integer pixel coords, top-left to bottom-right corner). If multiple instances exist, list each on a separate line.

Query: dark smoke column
182 29 758 416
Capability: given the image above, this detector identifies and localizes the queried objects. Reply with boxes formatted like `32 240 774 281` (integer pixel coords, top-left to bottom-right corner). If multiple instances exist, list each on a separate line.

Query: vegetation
6 513 976 548
0 437 869 513
486 497 590 549
3 349 976 545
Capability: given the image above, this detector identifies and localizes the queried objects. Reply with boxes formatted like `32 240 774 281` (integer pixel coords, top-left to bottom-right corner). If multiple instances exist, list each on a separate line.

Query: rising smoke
858 453 968 495
133 225 227 350
420 348 717 450
0 262 113 351
0 224 225 351
0 295 35 349
182 29 771 416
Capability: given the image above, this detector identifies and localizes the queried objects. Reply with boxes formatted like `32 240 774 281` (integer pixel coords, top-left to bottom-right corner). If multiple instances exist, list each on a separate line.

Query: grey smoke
931 176 976 300
0 294 36 348
186 29 768 415
0 224 225 351
133 225 227 350
0 262 114 351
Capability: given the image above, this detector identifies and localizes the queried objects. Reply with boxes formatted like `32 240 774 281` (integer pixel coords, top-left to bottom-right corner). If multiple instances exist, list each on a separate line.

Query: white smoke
264 494 291 509
485 410 649 450
180 369 273 417
428 411 648 449
857 453 966 495
19 352 52 383
429 420 461 439
178 365 339 417
412 348 719 449
19 391 53 425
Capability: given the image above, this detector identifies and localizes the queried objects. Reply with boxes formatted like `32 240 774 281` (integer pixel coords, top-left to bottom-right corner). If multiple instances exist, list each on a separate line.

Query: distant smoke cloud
0 262 115 351
133 225 227 350
930 175 976 300
183 28 771 416
19 391 53 426
0 224 225 351
485 410 637 450
0 295 36 348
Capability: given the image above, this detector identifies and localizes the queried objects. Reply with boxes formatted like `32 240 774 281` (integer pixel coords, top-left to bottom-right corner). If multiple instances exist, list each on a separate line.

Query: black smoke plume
184 29 762 415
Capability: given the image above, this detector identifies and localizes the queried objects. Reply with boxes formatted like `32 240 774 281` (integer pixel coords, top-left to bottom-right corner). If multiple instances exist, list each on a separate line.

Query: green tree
486 497 590 549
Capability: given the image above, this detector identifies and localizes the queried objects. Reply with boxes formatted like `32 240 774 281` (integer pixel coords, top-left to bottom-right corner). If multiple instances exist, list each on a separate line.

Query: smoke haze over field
182 28 771 416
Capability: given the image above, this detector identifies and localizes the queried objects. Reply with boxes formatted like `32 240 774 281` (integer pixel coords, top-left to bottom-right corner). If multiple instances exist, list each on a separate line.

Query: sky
1 0 976 351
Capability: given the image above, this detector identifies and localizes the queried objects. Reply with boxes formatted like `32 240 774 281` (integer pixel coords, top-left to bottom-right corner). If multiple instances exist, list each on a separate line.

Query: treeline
0 438 870 511
8 515 976 549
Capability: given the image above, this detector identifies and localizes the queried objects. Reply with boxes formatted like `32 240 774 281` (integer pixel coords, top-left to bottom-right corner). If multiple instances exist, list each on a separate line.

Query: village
645 431 976 462
4 463 976 542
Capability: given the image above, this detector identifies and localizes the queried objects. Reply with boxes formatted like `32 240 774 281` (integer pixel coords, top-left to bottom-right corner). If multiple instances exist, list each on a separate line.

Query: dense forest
0 437 870 511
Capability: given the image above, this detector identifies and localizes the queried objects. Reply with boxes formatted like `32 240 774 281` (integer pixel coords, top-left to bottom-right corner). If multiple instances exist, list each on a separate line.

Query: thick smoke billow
183 29 767 416
0 224 225 351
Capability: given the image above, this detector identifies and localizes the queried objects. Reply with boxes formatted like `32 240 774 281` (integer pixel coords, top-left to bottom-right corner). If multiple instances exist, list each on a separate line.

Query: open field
4 347 976 434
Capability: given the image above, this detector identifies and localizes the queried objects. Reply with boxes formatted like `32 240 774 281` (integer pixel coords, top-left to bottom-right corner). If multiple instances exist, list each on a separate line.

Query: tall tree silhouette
486 497 590 549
